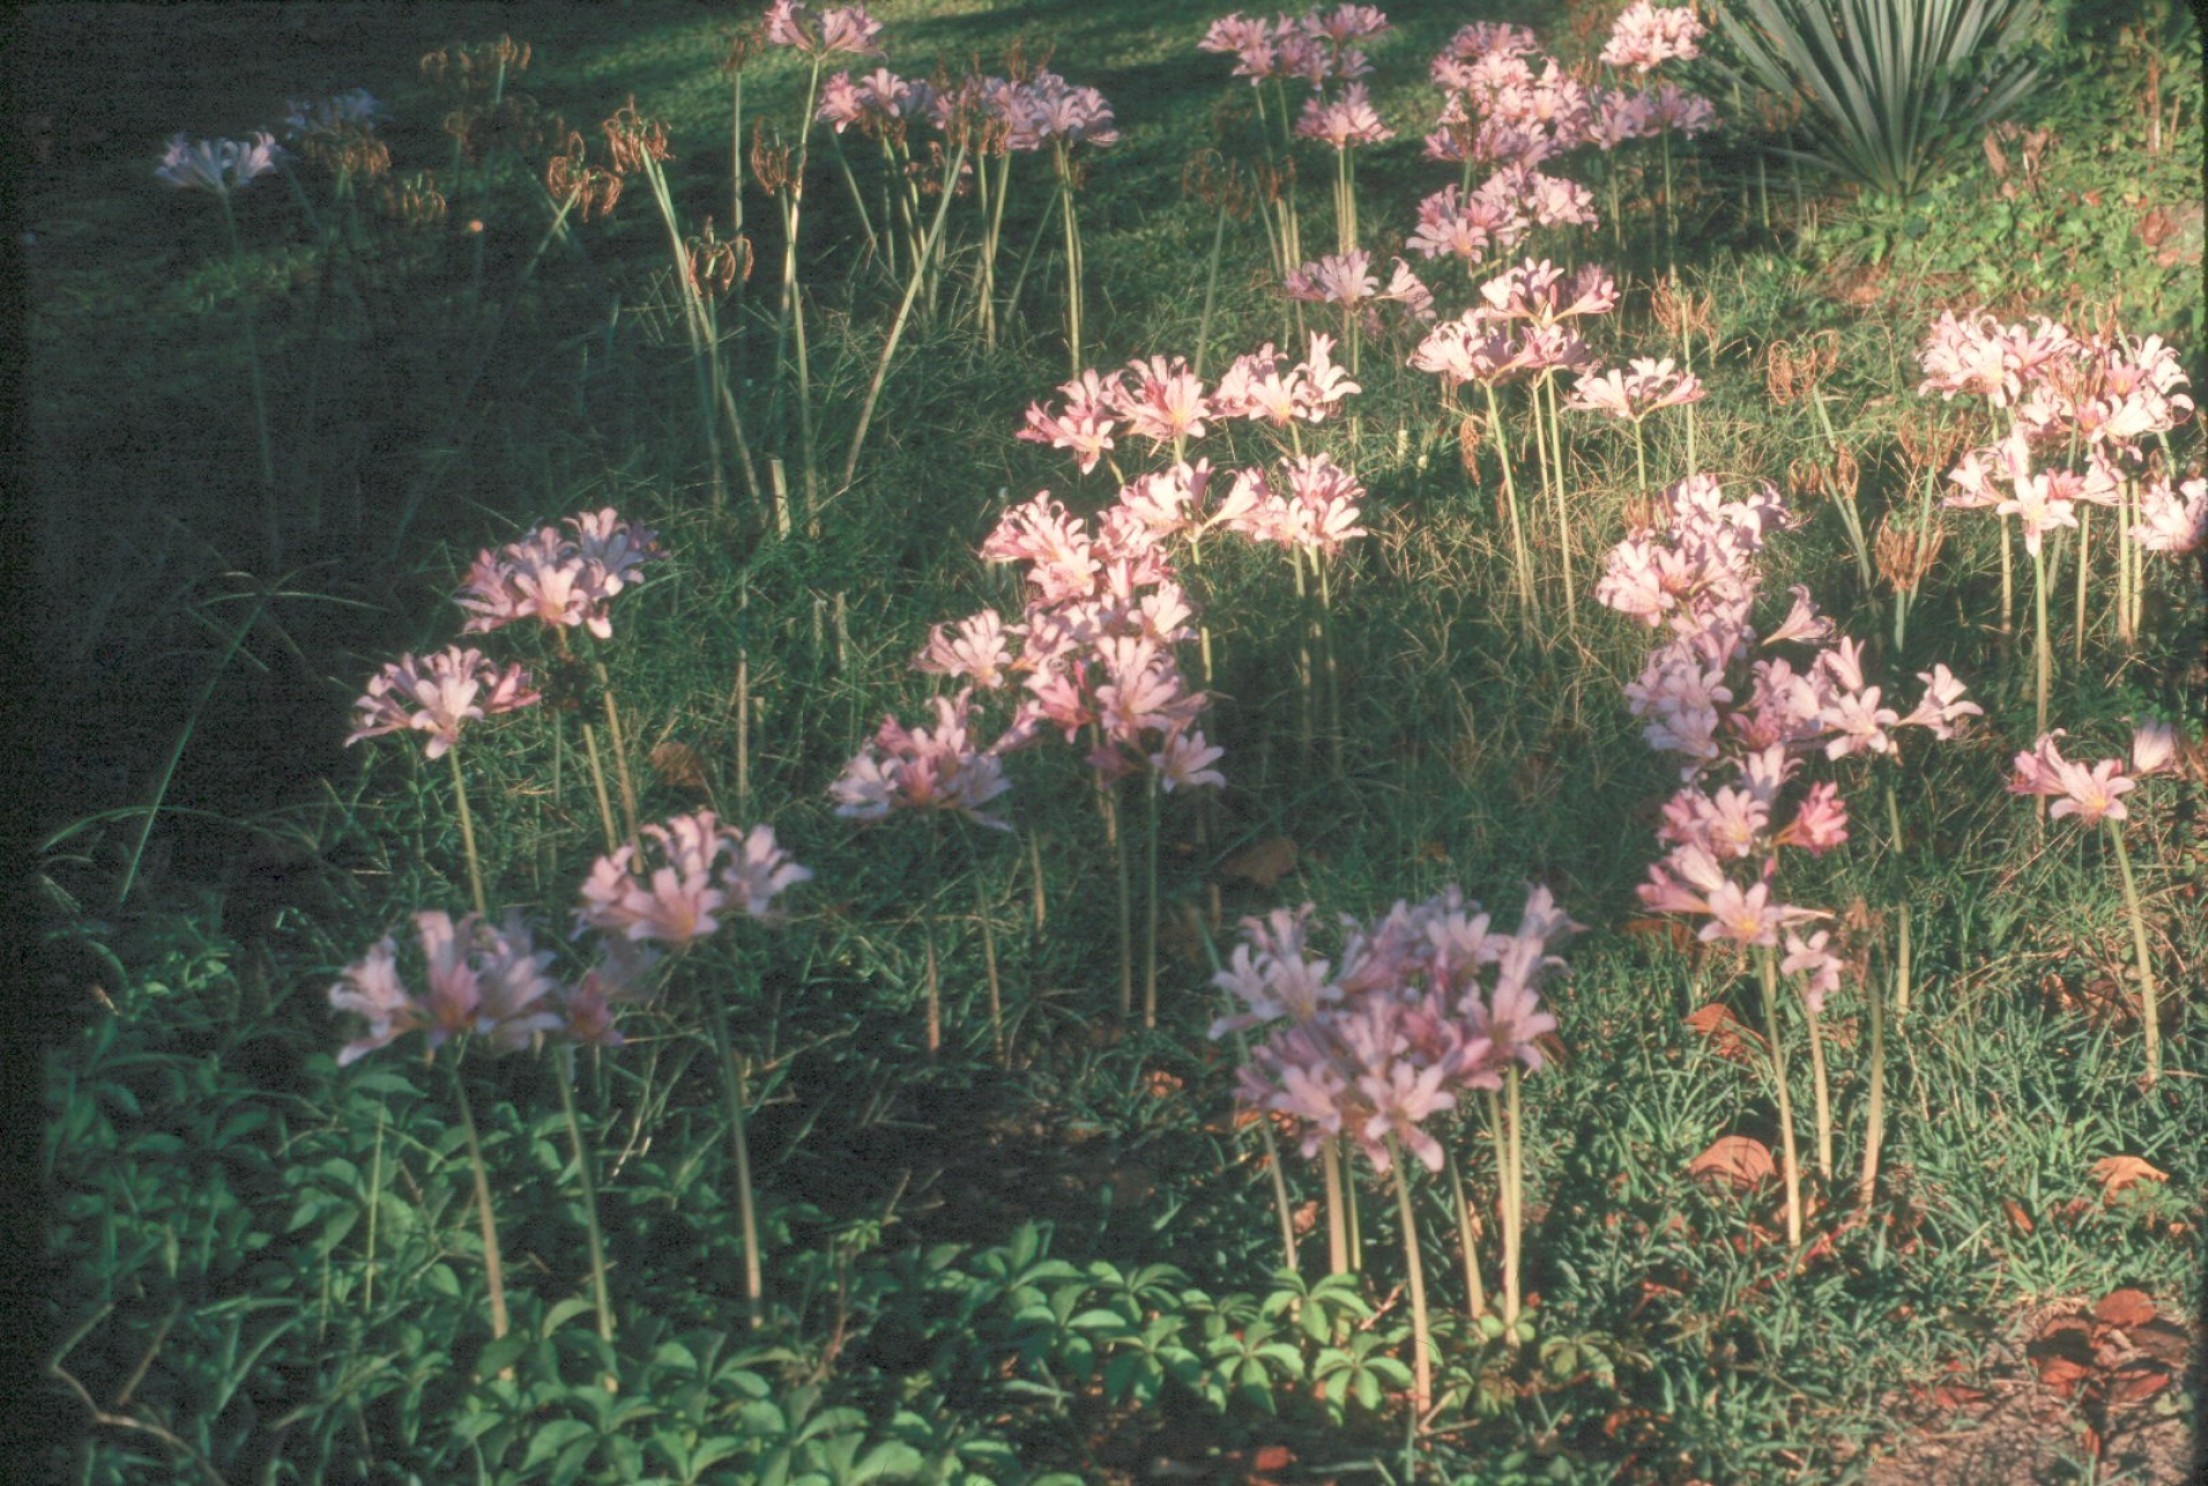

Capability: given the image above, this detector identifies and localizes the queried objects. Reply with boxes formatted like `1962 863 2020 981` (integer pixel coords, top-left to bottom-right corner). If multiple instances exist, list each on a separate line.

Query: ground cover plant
15 0 2205 1480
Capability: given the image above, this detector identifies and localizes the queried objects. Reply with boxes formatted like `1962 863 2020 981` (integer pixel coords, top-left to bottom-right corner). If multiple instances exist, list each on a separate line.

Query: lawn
13 0 2204 1481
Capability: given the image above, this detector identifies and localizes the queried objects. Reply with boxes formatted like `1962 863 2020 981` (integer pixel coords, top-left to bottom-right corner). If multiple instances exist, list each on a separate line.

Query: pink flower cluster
1294 82 1394 150
578 810 812 948
1602 477 1981 1008
1565 356 1706 423
156 132 287 196
817 67 933 137
831 689 1016 826
762 0 884 58
1282 248 1435 329
1409 258 1617 388
914 69 1119 154
457 507 661 641
1430 31 1712 158
2009 724 2179 827
1017 333 1361 473
1920 312 2197 559
1598 2 1706 74
1199 7 1392 88
1215 885 1578 1174
972 491 1224 787
346 646 539 760
330 909 637 1064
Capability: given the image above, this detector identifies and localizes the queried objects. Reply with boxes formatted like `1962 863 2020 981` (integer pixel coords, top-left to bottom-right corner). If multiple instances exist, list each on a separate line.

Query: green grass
22 0 2205 1481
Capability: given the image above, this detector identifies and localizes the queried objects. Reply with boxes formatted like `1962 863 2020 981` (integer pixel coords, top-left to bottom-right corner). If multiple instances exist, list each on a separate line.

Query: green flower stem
591 659 641 851
1999 513 2016 638
1194 197 1230 380
1540 373 1578 629
448 1047 510 1342
1142 768 1161 1030
2073 504 2091 664
1322 1137 1350 1277
579 719 621 857
1385 1140 1433 1422
1506 1065 1526 1333
1802 990 1832 1182
2107 822 2161 1086
217 195 280 569
446 744 488 920
1859 929 1888 1212
1483 381 1538 623
1445 1145 1488 1319
1758 948 1804 1249
554 1048 616 1362
2032 539 2051 740
840 141 969 492
1483 1087 1518 1327
704 991 765 1328
1055 142 1084 379
1108 774 1133 1022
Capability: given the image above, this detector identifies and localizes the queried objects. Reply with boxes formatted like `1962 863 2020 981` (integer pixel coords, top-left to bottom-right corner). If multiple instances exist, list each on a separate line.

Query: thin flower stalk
445 1054 512 1344
1445 1146 1488 1319
447 744 489 919
840 140 970 490
1385 1136 1434 1419
1857 915 1891 1211
553 1048 616 1361
2108 823 2161 1086
1758 948 1805 1247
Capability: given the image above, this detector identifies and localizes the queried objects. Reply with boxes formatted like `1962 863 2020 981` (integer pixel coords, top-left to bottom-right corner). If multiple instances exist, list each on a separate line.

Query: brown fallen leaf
649 740 710 791
2089 1154 2169 1204
1689 1135 1775 1193
1220 835 1298 888
1684 1002 1767 1065
1623 916 1696 956
2102 1359 2174 1406
2092 1287 2158 1332
2002 1198 2035 1235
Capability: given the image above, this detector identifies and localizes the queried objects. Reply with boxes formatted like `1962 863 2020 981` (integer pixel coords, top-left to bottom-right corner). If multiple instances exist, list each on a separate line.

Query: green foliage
1711 0 2045 198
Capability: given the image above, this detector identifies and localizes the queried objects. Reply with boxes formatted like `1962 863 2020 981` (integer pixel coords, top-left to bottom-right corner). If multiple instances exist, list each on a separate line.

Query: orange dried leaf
2091 1288 2158 1332
2002 1198 2034 1235
2089 1155 2168 1204
1220 835 1298 888
1689 1135 1775 1192
1623 916 1695 955
2103 1360 2173 1406
1684 1002 1767 1065
649 740 709 791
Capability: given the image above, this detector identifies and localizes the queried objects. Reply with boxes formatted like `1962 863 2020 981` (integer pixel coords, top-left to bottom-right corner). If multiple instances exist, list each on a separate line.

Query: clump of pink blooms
577 810 812 949
1565 356 1705 423
1411 257 1617 391
1919 313 2197 553
831 689 1016 826
1215 885 1578 1174
1200 7 1392 89
330 909 642 1064
762 0 885 58
346 646 540 760
2009 723 2179 827
1601 476 1982 1004
156 132 287 196
1018 333 1362 473
1294 81 1393 149
1282 248 1435 332
1598 2 1706 74
457 507 662 642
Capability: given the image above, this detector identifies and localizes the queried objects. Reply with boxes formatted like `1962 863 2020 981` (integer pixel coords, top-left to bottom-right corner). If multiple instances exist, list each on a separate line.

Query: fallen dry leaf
1684 1002 1767 1065
2091 1288 2158 1332
1689 1135 1776 1193
2089 1155 2168 1204
649 740 709 791
1220 835 1298 888
2002 1198 2035 1235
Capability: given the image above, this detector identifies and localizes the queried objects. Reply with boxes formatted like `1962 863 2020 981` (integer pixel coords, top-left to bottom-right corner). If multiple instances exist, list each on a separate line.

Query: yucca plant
1711 0 2043 200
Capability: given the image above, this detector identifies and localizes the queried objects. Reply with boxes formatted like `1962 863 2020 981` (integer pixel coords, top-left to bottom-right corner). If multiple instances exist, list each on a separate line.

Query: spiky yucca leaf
1713 0 2043 199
